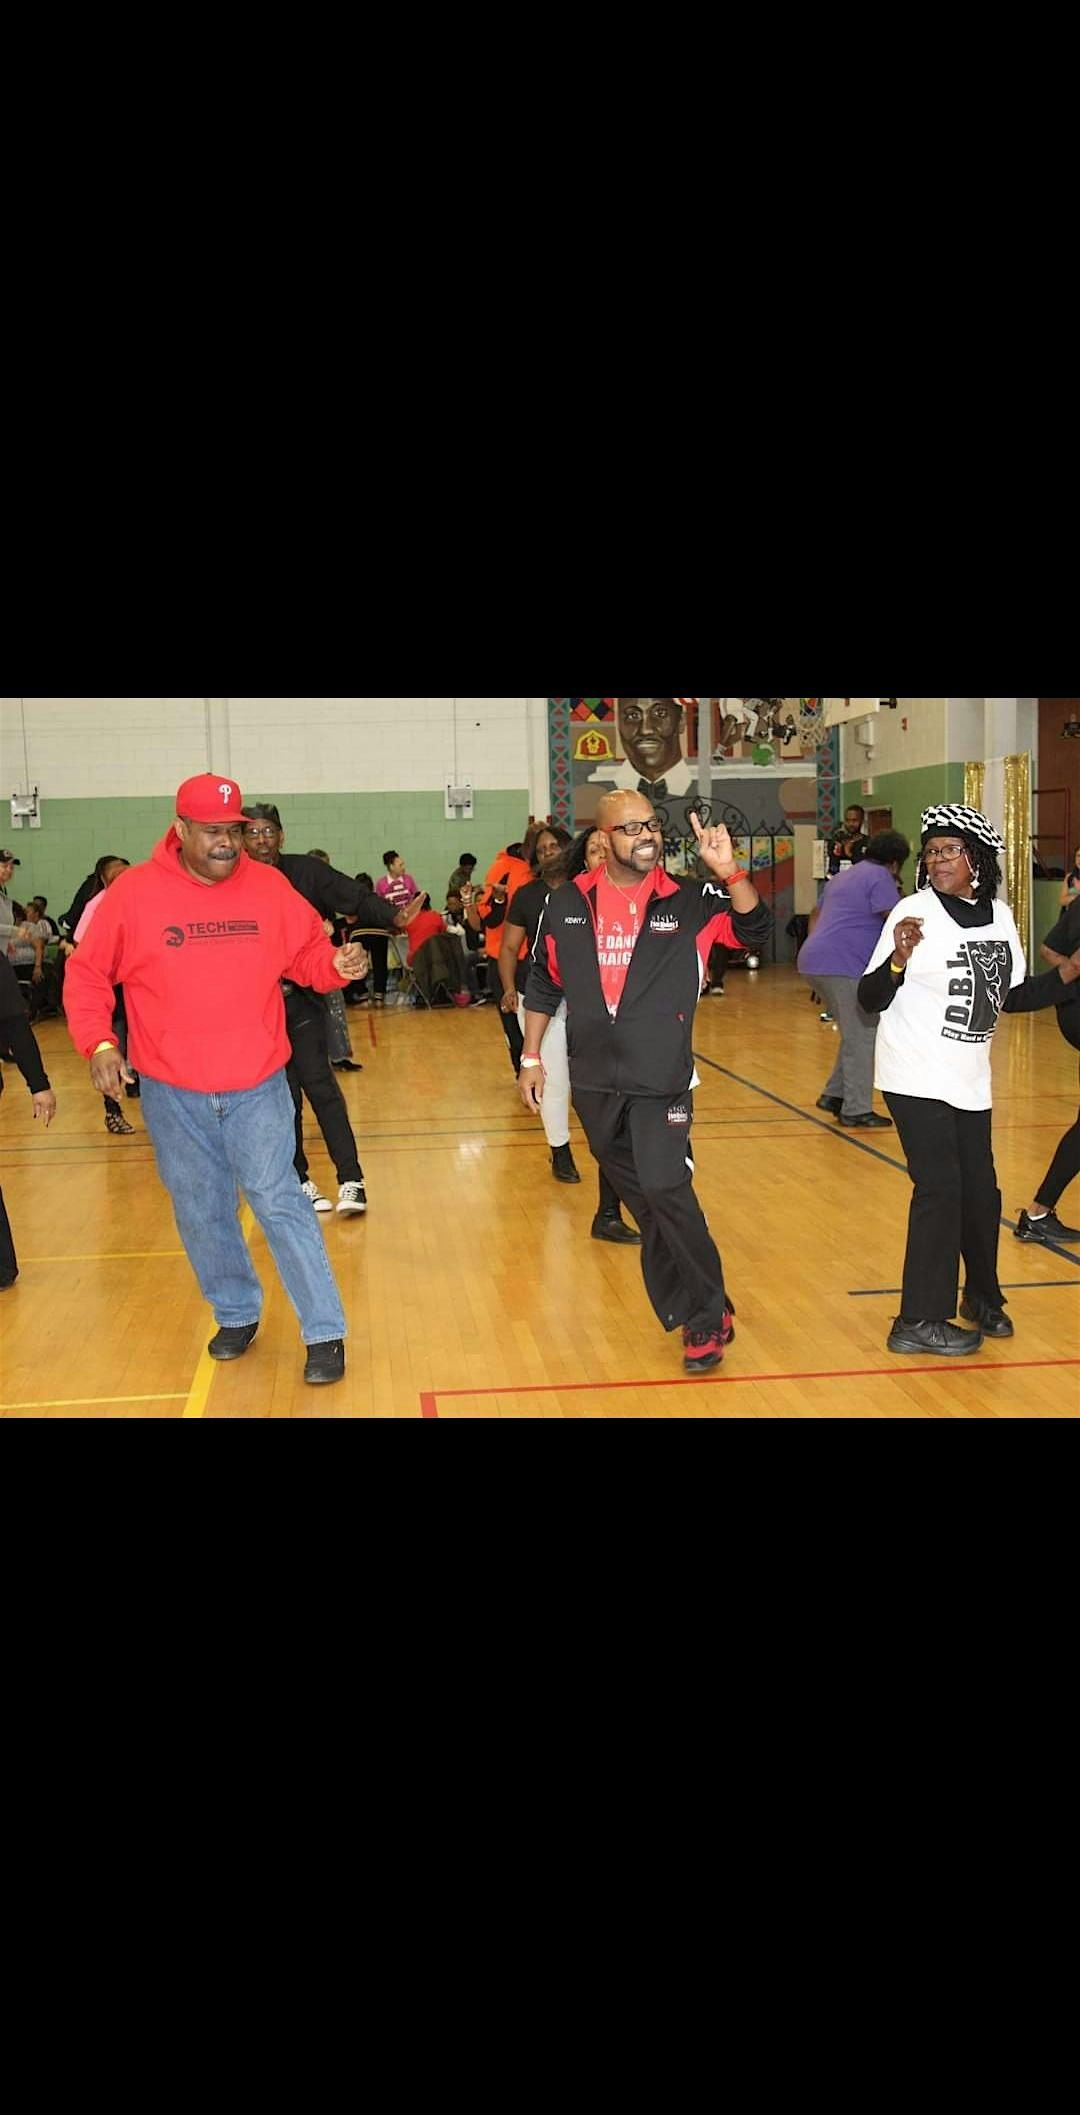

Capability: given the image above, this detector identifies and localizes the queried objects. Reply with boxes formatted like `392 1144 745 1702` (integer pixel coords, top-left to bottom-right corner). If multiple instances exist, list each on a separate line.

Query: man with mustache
522 790 772 1374
588 698 698 800
64 775 368 1389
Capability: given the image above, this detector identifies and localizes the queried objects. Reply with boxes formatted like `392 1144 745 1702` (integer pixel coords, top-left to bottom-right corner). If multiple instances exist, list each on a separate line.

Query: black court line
850 1282 1080 1297
693 1049 1080 1271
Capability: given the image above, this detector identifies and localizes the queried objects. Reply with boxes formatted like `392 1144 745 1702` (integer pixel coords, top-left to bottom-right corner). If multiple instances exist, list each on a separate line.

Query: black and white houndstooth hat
920 804 1006 857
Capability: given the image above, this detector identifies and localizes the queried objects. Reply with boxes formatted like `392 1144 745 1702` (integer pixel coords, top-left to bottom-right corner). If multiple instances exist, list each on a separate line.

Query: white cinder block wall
0 699 552 917
0 698 545 801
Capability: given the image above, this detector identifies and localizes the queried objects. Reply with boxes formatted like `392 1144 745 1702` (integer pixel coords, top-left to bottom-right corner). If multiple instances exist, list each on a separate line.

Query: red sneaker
682 1310 735 1375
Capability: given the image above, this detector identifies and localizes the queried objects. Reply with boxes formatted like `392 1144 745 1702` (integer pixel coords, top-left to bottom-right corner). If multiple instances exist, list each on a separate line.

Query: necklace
607 872 642 915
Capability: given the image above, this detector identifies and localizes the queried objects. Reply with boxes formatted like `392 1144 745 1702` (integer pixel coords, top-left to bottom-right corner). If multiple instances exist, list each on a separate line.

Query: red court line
420 1357 1080 1416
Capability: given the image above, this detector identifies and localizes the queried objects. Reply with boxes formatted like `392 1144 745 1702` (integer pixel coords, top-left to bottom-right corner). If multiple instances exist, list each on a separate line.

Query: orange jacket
479 850 533 961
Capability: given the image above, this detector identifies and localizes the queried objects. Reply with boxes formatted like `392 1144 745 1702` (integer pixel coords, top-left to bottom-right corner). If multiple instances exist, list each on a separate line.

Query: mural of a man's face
617 698 685 780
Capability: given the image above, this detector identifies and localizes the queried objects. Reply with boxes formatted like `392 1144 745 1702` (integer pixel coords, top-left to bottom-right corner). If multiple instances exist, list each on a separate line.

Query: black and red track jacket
524 867 772 1098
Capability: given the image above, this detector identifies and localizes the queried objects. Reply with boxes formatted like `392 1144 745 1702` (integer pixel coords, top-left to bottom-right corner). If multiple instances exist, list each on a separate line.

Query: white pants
519 997 570 1149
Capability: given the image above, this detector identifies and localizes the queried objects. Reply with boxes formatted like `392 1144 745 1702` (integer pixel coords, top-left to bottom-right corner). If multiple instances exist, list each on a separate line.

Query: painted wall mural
548 698 824 961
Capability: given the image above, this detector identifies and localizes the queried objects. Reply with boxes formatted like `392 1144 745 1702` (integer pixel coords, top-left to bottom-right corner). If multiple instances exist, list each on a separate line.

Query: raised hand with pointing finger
689 810 759 911
689 810 739 880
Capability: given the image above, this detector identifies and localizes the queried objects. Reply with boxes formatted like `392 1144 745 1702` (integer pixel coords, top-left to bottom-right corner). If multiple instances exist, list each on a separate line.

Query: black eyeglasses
612 818 663 838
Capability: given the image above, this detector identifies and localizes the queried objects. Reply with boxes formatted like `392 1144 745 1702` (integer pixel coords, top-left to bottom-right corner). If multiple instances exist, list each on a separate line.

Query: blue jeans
141 1069 347 1345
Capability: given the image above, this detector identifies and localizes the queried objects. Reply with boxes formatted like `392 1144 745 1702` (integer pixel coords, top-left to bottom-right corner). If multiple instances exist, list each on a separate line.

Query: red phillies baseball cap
176 774 245 823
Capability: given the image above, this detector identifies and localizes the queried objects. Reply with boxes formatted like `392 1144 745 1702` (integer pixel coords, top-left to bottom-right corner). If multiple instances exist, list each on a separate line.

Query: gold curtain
1003 751 1031 958
964 756 1031 955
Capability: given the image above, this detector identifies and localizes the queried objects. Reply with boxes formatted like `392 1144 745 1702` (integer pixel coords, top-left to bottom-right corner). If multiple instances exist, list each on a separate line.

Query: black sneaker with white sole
301 1179 332 1213
337 1181 367 1215
1014 1208 1080 1244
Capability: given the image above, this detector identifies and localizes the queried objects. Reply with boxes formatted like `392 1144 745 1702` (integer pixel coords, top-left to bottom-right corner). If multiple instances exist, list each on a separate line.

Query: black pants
573 1087 729 1334
367 936 390 997
0 1185 16 1282
18 962 60 1020
884 1093 1003 1321
596 1167 625 1220
496 983 524 1075
286 990 363 1187
707 942 733 992
103 988 136 1121
1034 1076 1080 1210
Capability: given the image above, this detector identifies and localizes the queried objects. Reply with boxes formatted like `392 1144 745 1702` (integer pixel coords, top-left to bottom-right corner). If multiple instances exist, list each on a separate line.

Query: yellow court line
19 1251 188 1264
1 1394 188 1412
183 1204 258 1420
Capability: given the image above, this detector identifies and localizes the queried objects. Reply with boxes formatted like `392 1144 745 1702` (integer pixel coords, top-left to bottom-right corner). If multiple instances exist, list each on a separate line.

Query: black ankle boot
591 1212 642 1245
552 1144 581 1184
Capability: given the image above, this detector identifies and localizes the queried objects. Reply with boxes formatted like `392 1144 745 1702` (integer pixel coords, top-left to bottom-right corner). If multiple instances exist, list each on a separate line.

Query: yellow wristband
889 961 905 975
92 1040 118 1055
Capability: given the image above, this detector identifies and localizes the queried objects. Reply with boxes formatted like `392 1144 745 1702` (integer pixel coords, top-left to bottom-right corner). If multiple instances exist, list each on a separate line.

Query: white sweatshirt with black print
860 888 1077 1110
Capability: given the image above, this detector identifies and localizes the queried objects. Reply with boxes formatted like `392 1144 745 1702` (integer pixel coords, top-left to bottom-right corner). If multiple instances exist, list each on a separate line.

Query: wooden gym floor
2 968 1077 1417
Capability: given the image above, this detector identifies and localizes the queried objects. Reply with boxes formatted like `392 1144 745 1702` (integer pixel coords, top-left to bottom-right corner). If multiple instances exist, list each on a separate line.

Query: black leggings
1034 1067 1080 1210
885 1093 1003 1321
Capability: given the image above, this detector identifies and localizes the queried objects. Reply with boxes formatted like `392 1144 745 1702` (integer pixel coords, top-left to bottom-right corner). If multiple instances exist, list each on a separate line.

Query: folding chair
353 929 432 1009
391 932 434 1009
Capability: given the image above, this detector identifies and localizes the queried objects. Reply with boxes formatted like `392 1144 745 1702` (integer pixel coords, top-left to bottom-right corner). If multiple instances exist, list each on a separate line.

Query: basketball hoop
796 697 830 750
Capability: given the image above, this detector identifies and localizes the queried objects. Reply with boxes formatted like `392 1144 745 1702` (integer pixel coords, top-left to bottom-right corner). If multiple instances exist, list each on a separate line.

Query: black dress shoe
591 1213 642 1245
960 1293 1014 1338
839 1112 893 1128
816 1095 843 1115
886 1318 982 1356
208 1322 259 1361
332 1059 363 1071
305 1338 346 1386
551 1144 581 1184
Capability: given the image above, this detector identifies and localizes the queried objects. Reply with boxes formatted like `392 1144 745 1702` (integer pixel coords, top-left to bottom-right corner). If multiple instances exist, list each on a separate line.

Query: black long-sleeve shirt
276 856 397 934
273 854 397 1007
0 958 50 1095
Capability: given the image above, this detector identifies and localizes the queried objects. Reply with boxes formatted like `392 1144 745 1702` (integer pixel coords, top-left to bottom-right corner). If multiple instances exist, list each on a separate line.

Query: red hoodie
64 829 348 1092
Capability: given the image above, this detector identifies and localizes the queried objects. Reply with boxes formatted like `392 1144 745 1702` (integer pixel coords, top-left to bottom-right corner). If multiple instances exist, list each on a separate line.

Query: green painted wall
8 790 531 921
1033 879 1065 946
842 763 965 881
